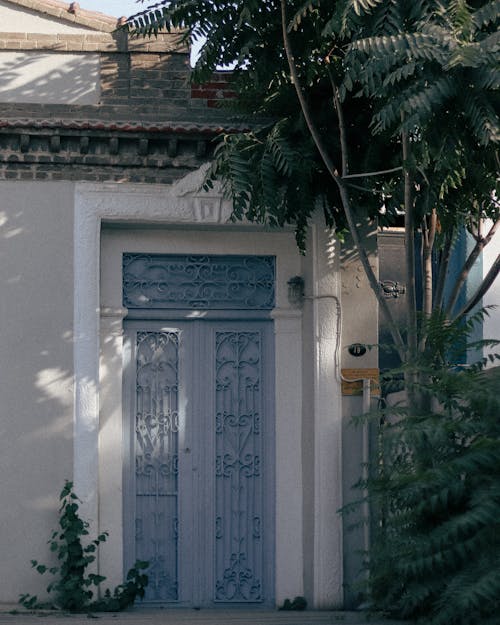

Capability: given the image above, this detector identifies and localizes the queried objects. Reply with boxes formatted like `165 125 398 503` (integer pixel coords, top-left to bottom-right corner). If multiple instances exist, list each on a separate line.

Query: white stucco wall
0 181 74 602
0 1 95 33
340 228 379 372
0 52 100 104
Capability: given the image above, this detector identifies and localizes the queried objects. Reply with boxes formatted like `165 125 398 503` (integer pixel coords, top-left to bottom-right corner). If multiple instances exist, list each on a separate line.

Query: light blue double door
123 317 275 607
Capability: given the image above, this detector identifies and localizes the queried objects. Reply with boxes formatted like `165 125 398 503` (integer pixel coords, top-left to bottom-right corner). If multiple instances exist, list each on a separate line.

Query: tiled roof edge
0 118 251 134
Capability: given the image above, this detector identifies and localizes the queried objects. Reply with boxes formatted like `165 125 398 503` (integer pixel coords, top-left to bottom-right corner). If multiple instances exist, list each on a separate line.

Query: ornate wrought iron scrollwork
214 331 264 602
215 552 262 602
123 253 275 310
134 331 180 601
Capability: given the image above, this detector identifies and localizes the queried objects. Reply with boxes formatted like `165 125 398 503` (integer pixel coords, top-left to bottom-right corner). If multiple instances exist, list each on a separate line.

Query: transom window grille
123 253 275 310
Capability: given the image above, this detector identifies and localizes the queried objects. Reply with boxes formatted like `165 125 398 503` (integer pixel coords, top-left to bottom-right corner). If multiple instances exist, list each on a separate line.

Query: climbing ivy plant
20 481 149 612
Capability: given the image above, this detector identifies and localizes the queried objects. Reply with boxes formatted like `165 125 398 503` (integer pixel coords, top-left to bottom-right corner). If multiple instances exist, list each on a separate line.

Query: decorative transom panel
123 254 275 310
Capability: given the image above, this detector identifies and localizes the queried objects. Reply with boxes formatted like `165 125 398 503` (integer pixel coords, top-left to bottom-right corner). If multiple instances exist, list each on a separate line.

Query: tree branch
402 124 417 362
445 218 500 316
343 181 379 193
423 210 437 316
452 253 500 321
418 209 437 353
280 0 339 179
433 227 454 312
327 66 349 176
342 166 403 179
279 0 406 358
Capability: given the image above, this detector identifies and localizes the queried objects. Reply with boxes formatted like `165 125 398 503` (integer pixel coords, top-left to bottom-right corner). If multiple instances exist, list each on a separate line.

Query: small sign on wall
341 368 380 396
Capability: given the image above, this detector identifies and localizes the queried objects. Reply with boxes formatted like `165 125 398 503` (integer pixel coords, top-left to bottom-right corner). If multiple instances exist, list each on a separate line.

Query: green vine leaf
20 481 150 613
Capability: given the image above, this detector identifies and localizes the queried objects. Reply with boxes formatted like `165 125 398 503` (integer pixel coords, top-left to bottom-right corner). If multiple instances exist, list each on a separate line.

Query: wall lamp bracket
287 276 305 307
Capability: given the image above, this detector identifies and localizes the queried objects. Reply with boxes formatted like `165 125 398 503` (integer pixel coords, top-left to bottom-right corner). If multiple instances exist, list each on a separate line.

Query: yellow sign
341 368 380 396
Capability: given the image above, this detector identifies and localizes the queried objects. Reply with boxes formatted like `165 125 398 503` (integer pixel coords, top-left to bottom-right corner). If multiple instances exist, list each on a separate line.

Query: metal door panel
135 330 180 600
124 319 274 607
213 328 265 602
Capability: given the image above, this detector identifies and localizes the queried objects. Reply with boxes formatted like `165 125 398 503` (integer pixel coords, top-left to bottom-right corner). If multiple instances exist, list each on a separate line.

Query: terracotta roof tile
0 117 251 134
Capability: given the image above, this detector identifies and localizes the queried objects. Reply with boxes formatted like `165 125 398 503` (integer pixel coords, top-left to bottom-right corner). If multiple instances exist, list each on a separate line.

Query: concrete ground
0 606 407 625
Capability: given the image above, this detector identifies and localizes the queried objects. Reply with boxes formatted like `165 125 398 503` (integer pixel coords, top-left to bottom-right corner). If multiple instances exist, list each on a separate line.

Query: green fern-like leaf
371 76 455 134
288 0 321 32
352 0 385 17
349 31 447 61
259 149 281 211
372 0 403 36
461 89 500 145
381 61 418 87
472 0 500 29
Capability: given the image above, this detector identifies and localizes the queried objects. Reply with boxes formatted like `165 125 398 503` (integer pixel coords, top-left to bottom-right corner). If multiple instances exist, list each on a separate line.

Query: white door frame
73 169 310 605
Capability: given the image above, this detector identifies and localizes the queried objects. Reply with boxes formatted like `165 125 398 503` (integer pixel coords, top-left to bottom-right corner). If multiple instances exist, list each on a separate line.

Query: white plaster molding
73 169 306 605
270 307 303 322
311 223 344 608
73 197 101 529
173 162 211 196
100 308 128 338
98 308 127 588
100 306 128 318
272 309 304 604
193 196 224 223
73 174 344 608
77 167 233 226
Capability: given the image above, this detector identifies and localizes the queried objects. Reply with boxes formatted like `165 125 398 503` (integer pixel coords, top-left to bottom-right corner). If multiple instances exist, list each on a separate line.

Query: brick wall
0 11 191 110
191 73 237 109
0 2 241 184
0 6 240 114
0 31 122 51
